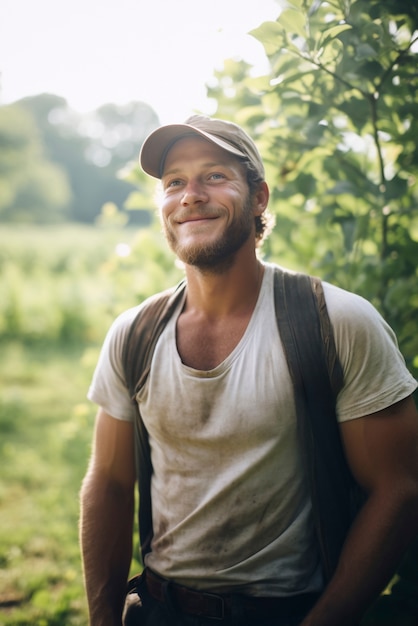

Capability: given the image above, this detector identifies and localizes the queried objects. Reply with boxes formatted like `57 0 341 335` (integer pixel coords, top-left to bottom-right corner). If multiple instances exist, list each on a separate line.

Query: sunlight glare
0 0 279 123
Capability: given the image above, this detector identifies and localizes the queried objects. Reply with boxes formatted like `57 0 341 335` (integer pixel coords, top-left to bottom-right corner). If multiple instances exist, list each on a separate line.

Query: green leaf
277 8 307 38
250 22 287 56
355 43 378 60
317 38 344 65
336 216 357 252
384 176 408 201
286 0 304 8
320 23 352 45
339 96 371 132
327 181 362 197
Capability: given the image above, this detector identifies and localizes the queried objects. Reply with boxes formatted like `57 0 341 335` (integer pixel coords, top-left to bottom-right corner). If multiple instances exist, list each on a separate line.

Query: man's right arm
80 408 136 626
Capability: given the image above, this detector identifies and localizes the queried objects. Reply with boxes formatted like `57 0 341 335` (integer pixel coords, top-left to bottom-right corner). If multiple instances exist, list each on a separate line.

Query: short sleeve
87 306 141 421
323 283 417 421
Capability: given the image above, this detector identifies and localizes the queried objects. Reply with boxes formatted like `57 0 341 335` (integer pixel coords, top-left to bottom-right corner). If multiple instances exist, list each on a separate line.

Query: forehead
162 135 242 173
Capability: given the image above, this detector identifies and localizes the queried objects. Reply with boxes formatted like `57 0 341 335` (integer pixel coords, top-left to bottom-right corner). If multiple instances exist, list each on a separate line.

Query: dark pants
122 570 317 626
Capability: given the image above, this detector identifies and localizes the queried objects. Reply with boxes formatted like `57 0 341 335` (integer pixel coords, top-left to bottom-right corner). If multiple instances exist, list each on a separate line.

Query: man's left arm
301 395 418 626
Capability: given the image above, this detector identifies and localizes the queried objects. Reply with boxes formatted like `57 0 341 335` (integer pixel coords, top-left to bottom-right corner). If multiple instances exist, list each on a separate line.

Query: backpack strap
122 279 186 559
273 266 361 581
123 279 187 400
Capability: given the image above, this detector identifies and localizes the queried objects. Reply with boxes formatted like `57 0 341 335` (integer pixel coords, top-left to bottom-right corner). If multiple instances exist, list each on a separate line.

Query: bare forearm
301 489 418 626
80 473 135 626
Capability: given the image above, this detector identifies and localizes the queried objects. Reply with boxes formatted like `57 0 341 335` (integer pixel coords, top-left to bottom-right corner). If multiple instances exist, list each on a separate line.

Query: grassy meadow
0 223 181 625
0 341 94 625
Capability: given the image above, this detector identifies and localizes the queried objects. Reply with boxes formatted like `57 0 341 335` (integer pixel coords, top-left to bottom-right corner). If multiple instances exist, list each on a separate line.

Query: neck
183 252 264 318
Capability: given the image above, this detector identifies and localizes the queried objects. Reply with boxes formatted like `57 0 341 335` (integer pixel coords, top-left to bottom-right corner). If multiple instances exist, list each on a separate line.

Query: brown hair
243 158 275 247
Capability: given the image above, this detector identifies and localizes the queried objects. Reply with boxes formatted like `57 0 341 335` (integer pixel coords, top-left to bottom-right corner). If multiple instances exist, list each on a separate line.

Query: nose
181 180 209 206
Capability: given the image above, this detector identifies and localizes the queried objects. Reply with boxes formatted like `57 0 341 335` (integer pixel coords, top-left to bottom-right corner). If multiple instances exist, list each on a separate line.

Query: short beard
163 195 254 274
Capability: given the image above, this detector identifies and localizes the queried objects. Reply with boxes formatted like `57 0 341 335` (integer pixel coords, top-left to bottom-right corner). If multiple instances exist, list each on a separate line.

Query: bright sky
0 0 279 123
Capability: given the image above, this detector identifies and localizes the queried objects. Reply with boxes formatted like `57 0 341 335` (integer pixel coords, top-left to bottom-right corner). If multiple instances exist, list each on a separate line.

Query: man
80 115 418 626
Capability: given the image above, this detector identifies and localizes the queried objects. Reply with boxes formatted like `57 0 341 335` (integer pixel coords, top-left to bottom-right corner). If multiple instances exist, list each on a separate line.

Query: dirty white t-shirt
88 263 417 596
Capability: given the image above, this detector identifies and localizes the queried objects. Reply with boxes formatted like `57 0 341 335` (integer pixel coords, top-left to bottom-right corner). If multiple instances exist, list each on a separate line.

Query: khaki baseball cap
139 115 265 180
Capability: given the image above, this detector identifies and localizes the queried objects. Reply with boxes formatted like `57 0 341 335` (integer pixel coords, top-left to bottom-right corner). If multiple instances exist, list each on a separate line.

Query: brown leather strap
144 569 319 620
146 569 227 619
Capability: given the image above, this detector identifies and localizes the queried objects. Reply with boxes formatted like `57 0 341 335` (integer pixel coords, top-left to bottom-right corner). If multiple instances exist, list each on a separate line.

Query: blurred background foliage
0 0 417 623
0 94 159 224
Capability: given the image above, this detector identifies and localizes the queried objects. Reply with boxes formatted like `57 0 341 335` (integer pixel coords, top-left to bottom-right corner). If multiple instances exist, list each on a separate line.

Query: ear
252 181 270 216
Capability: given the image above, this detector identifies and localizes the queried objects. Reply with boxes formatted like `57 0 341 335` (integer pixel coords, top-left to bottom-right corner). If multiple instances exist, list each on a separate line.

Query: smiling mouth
178 215 219 224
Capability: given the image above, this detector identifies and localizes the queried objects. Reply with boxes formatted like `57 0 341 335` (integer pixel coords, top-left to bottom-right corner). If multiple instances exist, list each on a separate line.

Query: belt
145 568 319 621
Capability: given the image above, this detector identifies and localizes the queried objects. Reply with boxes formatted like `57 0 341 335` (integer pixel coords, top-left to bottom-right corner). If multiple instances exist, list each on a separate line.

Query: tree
207 58 264 120
87 101 159 173
17 94 159 223
212 0 418 378
0 104 71 222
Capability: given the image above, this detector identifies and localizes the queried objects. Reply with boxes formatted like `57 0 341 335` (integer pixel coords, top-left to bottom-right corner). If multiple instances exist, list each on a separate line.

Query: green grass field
0 341 96 625
0 224 162 625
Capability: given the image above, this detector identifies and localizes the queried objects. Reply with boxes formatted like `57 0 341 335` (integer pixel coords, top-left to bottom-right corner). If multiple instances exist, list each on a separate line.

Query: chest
138 293 297 438
175 314 252 370
142 320 296 445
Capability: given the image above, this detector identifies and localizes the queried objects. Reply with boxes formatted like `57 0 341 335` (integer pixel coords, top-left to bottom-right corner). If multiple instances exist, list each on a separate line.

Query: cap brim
139 124 246 178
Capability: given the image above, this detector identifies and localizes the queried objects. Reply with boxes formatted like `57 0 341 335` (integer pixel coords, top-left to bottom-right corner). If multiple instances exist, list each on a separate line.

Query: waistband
144 568 320 621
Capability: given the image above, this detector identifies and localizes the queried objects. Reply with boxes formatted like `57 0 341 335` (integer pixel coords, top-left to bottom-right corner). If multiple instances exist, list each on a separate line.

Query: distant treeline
0 94 159 224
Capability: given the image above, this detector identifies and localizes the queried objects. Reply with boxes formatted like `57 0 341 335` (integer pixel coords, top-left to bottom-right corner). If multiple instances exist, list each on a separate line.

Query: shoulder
268 264 387 334
319 282 417 419
102 305 143 352
322 281 380 318
323 280 387 321
87 287 181 420
321 281 402 351
105 285 182 344
320 280 399 362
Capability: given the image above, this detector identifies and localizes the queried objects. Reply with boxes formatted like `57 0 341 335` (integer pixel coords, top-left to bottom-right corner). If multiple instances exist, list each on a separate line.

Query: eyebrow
162 160 236 179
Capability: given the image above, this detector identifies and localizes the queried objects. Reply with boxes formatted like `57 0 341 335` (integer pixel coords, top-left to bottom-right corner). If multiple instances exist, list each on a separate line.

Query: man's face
159 136 255 270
